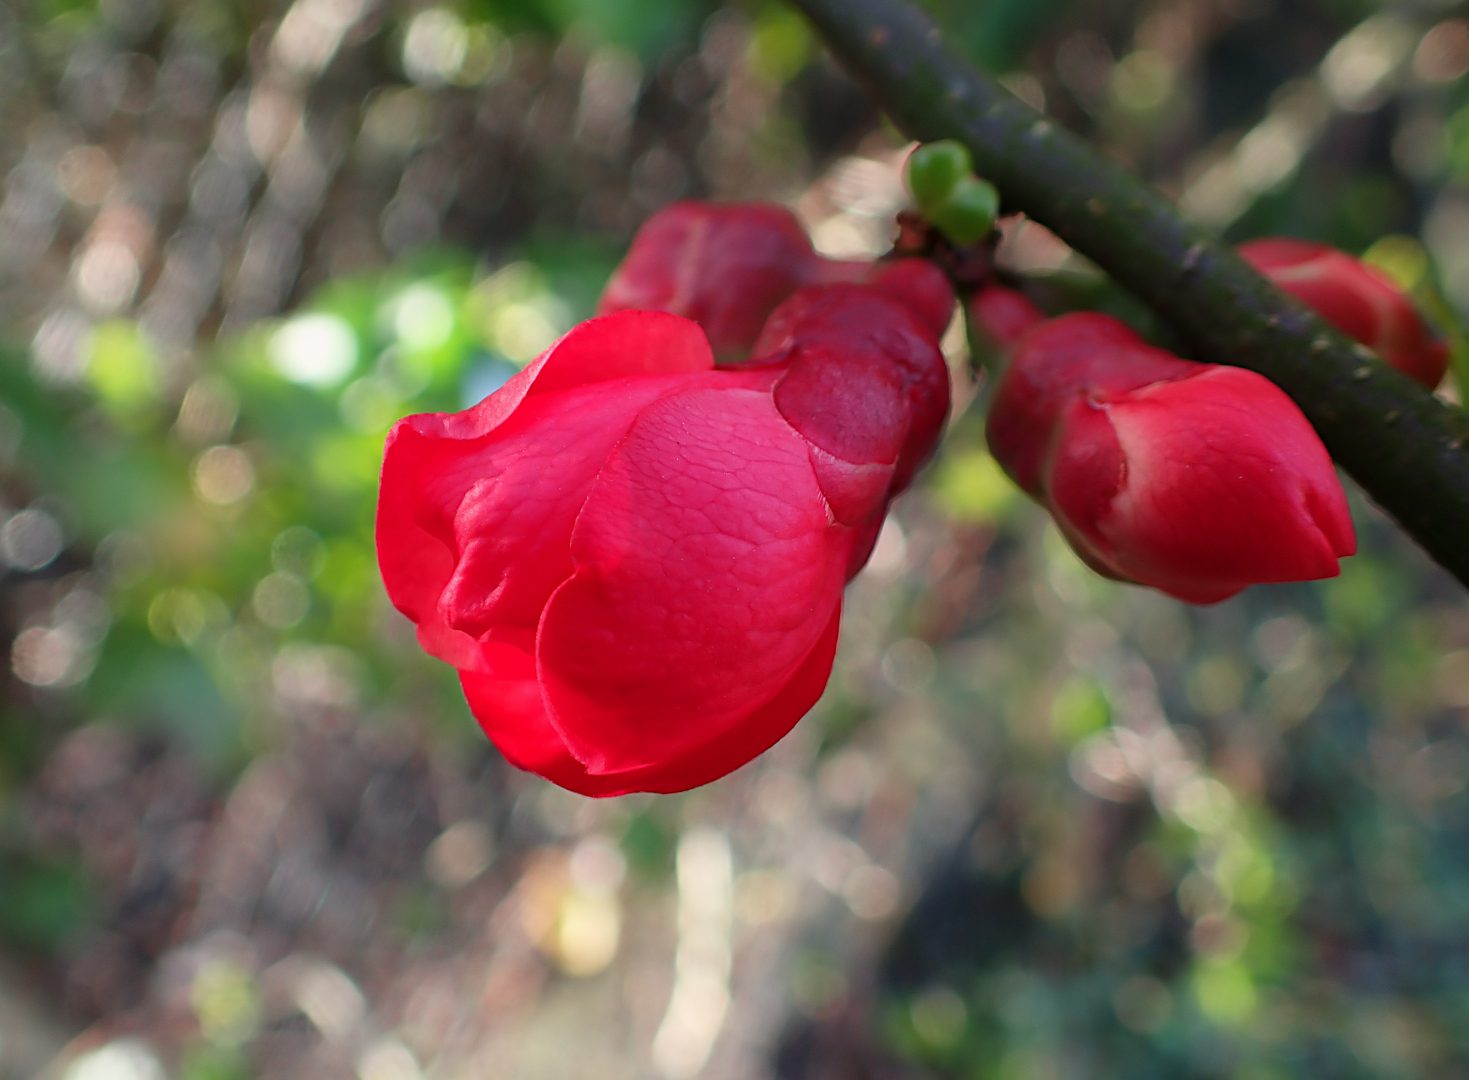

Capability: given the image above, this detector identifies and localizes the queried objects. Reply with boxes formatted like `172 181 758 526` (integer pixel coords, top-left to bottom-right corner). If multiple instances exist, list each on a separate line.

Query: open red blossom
378 273 952 796
977 287 1355 604
1240 238 1449 389
597 200 870 359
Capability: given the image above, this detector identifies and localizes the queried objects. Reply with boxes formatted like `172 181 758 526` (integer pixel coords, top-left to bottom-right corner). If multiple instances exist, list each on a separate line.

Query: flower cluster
377 194 1442 794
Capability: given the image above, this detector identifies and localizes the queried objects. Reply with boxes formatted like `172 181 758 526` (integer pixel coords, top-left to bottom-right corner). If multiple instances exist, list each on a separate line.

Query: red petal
1042 397 1132 584
968 285 1045 350
755 284 951 495
461 606 840 797
435 379 707 636
774 344 908 467
376 420 488 672
377 311 721 663
378 381 675 668
772 344 906 525
1052 366 1354 603
805 444 896 528
1241 239 1447 389
535 386 849 775
1237 237 1330 267
437 368 781 637
410 309 715 445
865 259 956 339
523 308 715 396
456 635 635 795
598 202 819 358
987 312 1196 494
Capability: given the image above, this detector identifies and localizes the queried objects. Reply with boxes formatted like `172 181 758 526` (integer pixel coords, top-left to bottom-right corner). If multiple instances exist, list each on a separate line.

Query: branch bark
791 0 1469 588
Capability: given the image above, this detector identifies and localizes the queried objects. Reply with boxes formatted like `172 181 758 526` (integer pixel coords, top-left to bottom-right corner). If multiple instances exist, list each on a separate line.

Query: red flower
1239 238 1449 389
378 272 951 795
978 288 1356 604
597 201 866 359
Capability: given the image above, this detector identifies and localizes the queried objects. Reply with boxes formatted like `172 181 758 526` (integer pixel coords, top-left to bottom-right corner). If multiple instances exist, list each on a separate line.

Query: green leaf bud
926 175 1000 247
906 140 973 210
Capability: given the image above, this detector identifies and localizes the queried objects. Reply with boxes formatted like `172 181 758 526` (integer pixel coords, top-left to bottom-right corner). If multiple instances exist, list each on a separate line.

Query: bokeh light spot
193 445 256 505
269 313 359 387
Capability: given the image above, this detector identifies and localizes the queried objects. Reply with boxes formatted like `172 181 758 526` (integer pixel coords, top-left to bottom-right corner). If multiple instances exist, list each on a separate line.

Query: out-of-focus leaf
0 858 93 951
932 449 1018 524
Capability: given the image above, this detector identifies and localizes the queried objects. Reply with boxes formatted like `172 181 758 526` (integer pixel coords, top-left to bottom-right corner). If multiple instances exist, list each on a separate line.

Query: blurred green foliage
0 243 617 765
0 857 93 952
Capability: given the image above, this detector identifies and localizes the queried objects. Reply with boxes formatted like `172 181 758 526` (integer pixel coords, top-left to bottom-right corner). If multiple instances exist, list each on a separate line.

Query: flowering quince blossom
973 286 1356 604
597 200 869 359
1239 237 1449 389
377 254 954 796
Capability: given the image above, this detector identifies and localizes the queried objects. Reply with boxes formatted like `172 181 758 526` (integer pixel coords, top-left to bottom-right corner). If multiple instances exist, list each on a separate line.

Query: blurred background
2 0 1469 1076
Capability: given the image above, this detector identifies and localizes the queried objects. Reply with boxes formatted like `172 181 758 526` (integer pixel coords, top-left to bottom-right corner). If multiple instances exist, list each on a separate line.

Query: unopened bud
983 292 1355 604
926 176 1000 248
906 140 973 209
1240 237 1449 389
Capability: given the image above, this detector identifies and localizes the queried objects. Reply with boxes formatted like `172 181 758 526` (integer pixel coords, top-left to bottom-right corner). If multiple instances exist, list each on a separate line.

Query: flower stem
791 0 1469 588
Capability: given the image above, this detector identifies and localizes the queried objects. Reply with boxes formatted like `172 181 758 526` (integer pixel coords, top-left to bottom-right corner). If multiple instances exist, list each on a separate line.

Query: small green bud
906 140 973 210
926 175 1000 247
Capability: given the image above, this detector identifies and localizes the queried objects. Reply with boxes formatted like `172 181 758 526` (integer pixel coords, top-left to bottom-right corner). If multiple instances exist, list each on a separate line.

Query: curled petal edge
460 607 842 797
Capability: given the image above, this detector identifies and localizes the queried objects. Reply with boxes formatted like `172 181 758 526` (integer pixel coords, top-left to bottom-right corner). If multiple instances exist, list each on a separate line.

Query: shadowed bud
598 201 826 360
1240 237 1449 389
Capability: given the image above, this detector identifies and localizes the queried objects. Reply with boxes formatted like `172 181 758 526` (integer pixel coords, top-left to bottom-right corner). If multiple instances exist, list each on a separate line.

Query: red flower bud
597 201 825 360
1239 238 1449 389
597 200 936 361
979 288 1355 604
862 258 958 340
377 283 950 795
